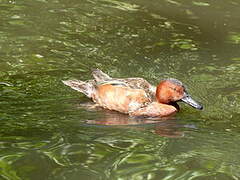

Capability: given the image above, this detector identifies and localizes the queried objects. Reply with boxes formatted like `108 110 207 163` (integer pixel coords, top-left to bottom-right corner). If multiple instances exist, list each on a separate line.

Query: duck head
156 78 203 110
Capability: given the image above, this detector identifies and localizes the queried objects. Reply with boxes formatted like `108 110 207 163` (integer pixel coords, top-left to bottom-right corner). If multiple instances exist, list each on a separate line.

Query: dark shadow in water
78 102 197 138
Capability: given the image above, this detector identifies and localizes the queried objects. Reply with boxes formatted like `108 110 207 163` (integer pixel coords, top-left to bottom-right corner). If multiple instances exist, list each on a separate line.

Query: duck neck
169 102 180 111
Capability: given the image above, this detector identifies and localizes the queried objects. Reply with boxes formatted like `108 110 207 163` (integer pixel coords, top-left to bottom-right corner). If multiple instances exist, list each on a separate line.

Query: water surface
1 0 240 179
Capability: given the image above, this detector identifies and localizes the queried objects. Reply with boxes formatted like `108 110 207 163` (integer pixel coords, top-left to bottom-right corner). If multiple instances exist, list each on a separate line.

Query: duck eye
170 87 177 91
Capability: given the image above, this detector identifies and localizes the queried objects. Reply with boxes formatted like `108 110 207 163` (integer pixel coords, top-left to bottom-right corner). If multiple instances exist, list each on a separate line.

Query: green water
1 0 240 179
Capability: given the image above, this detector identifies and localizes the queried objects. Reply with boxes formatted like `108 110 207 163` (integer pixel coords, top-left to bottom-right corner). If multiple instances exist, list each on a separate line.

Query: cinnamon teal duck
62 69 203 117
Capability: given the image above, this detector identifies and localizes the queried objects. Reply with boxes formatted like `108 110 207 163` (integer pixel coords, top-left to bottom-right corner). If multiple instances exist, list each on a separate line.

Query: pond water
1 0 240 179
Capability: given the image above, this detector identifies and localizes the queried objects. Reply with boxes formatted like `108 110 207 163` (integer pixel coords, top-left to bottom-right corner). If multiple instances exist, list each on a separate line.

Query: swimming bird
62 69 203 117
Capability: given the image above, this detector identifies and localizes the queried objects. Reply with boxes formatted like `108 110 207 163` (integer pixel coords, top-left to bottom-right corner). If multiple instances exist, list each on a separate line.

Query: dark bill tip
181 95 203 110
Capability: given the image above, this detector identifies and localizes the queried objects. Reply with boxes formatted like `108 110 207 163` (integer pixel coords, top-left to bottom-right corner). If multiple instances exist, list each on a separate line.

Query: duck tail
62 80 95 98
91 69 112 82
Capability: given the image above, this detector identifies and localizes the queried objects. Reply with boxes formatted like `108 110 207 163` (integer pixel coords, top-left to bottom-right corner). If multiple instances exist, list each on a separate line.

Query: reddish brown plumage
130 102 177 117
91 84 177 117
93 84 150 114
156 80 184 104
63 69 203 117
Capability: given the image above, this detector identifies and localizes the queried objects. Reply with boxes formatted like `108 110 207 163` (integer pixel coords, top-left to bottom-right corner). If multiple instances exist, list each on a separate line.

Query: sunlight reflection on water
1 0 240 179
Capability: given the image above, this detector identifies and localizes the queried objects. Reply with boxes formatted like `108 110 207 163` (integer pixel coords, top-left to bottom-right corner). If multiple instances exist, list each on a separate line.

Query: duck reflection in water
79 102 195 138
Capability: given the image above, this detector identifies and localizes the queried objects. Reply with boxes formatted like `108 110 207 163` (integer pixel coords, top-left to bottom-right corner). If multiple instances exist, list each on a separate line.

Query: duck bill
181 94 203 110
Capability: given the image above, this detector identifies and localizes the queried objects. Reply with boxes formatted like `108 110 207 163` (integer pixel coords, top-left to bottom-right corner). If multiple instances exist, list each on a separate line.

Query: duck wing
92 69 112 82
91 69 156 100
120 78 156 100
